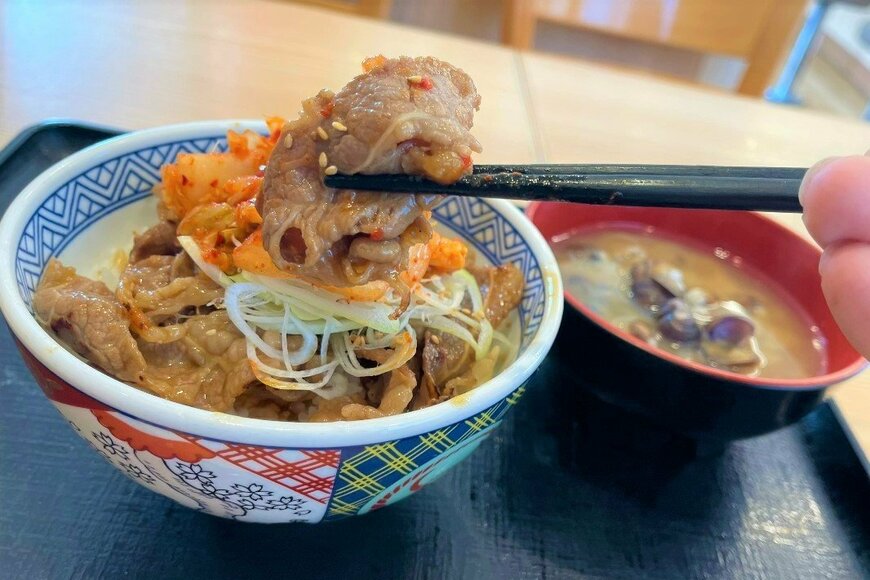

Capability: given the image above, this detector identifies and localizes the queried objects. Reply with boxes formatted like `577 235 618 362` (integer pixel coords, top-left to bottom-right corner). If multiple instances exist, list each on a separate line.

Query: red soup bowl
527 201 866 442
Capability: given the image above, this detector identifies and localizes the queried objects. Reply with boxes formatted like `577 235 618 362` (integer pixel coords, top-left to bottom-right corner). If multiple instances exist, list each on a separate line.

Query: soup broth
554 227 826 379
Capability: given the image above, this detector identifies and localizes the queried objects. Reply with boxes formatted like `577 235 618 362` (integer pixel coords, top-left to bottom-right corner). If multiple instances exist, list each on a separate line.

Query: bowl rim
525 201 867 390
0 120 564 447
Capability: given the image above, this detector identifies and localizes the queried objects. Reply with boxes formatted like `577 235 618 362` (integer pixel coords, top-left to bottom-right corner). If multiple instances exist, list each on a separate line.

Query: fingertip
819 241 870 358
798 156 839 207
800 155 870 248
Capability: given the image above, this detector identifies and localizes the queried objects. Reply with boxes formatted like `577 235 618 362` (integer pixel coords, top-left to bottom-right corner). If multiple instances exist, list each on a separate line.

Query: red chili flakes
181 175 190 186
209 179 219 188
408 75 434 90
371 228 385 241
320 101 334 118
255 165 266 178
461 154 472 169
203 248 220 263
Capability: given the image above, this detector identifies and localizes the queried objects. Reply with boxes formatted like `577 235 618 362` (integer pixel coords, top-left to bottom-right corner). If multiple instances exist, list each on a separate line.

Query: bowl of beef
0 56 563 523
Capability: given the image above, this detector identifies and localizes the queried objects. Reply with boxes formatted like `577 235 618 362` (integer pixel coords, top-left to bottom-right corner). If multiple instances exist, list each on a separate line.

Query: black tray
0 122 867 579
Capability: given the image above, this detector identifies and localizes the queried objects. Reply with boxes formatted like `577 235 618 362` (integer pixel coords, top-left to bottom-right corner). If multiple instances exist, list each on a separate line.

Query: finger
800 155 870 248
819 241 870 358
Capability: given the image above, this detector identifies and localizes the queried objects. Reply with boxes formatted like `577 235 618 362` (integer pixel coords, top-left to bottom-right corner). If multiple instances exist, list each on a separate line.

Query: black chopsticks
323 164 807 212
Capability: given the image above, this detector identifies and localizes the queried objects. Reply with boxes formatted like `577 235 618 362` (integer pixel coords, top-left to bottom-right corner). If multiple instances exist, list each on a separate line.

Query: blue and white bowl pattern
2 123 560 523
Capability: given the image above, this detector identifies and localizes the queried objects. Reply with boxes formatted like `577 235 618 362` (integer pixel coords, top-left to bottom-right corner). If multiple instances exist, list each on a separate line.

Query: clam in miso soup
554 227 827 379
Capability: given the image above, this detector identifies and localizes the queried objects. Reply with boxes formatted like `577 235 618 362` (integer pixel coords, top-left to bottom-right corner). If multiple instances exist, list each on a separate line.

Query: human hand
800 154 870 357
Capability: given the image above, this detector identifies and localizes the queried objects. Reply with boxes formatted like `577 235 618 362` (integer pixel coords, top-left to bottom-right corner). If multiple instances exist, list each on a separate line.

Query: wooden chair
285 0 393 18
502 0 809 96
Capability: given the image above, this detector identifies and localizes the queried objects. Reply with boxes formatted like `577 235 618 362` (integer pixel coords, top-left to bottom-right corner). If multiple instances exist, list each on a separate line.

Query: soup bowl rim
526 201 867 390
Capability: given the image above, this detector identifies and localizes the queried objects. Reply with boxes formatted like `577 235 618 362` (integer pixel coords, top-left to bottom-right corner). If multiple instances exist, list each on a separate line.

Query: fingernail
799 156 840 207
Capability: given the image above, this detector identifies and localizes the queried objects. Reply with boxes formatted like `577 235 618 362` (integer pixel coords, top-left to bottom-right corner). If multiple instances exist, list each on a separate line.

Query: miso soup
554 227 826 379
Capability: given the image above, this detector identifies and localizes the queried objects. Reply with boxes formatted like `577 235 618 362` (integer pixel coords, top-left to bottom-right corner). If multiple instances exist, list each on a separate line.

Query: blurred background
288 0 870 121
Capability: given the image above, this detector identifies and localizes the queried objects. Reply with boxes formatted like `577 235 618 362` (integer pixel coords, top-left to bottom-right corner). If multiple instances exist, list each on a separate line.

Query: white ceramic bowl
0 120 563 523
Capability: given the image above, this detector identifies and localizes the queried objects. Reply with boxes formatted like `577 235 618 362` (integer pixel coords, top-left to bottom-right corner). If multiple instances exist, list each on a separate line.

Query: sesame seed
407 75 423 83
283 134 293 148
473 310 486 321
460 308 472 316
319 152 328 168
317 126 329 140
430 334 441 345
324 165 338 176
332 121 347 132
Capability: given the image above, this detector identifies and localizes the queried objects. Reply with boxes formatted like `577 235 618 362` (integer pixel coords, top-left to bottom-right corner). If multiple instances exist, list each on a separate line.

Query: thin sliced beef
129 221 180 262
443 345 502 397
419 264 524 401
341 364 416 420
474 264 525 327
33 259 146 382
260 56 481 288
308 394 364 422
121 255 174 294
35 258 253 412
118 255 222 327
233 384 307 421
420 331 474 402
169 251 195 280
328 55 482 181
138 311 254 411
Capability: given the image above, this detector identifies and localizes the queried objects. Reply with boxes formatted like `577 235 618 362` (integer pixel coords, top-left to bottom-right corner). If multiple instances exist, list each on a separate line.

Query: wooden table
1 0 867 456
521 52 870 461
0 0 536 164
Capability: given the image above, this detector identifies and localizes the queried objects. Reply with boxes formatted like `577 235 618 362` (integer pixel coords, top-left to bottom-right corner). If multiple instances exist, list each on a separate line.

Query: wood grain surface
0 0 538 165
519 52 870 459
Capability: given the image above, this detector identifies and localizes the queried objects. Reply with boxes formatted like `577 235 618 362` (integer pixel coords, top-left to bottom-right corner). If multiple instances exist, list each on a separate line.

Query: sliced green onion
222 264 504 394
